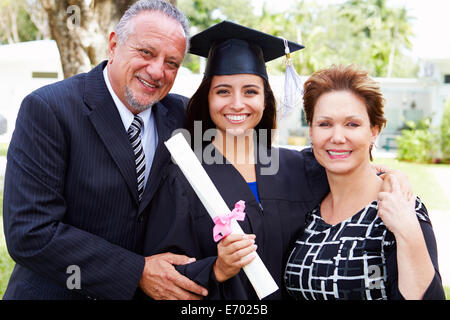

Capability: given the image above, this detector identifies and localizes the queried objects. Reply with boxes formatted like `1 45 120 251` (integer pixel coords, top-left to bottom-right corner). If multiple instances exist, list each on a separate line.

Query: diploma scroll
164 133 279 300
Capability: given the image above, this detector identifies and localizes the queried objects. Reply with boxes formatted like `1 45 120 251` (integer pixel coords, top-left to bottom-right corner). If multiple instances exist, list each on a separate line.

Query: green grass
0 173 14 298
0 143 8 157
445 286 450 300
0 216 14 299
373 157 450 211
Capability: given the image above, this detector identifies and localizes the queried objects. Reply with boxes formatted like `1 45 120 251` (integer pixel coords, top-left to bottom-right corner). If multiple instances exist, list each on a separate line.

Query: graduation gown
142 146 328 299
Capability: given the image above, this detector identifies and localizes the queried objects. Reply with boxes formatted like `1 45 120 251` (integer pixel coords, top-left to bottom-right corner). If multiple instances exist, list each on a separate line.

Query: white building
0 40 64 143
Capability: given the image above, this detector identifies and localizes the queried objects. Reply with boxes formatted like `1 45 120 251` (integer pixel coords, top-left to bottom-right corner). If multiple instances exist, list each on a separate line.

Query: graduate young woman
141 22 413 300
284 65 445 300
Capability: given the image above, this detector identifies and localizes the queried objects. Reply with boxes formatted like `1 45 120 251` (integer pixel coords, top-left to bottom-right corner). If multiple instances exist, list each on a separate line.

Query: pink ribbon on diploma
213 200 246 242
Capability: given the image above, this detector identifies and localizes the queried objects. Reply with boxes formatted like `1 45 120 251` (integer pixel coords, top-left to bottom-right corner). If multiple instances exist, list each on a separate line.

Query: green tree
340 0 415 77
0 0 419 79
178 0 257 72
178 0 256 30
273 0 418 77
0 0 41 44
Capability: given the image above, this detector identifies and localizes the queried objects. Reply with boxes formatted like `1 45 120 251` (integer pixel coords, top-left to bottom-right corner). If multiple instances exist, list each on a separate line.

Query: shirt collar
103 65 152 133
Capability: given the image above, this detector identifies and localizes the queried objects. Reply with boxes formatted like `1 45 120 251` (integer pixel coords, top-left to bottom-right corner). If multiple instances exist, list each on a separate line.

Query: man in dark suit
2 0 207 300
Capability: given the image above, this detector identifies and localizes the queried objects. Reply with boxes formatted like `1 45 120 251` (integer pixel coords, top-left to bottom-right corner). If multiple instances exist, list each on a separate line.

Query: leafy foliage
178 0 261 72
396 118 440 163
178 0 418 77
0 0 419 77
0 0 40 44
286 0 418 77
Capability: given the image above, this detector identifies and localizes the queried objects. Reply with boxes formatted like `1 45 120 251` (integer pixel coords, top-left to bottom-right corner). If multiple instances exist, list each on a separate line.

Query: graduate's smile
224 113 250 124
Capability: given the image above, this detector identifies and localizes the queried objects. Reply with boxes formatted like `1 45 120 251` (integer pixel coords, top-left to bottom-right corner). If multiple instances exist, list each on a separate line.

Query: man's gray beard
125 86 158 112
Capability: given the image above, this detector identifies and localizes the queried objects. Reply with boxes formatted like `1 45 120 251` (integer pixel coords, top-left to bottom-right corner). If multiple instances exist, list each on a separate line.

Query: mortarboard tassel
281 38 303 118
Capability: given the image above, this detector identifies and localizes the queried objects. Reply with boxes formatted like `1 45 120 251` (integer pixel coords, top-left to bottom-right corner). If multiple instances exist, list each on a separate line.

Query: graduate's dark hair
303 64 387 161
185 74 277 147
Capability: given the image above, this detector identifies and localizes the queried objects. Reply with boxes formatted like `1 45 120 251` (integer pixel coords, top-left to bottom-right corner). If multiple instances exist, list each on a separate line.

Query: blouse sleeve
384 198 446 300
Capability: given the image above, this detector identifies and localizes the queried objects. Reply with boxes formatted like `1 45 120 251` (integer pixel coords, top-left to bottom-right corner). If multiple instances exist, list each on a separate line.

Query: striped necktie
128 115 146 201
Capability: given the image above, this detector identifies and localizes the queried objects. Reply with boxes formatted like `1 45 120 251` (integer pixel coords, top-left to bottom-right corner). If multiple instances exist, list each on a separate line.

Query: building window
300 109 308 126
444 74 450 84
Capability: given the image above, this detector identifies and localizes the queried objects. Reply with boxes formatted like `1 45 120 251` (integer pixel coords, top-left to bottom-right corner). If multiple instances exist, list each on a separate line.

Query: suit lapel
84 61 139 204
138 100 176 214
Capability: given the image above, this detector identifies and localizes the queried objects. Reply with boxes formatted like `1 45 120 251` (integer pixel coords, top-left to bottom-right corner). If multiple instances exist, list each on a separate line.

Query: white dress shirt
103 65 158 190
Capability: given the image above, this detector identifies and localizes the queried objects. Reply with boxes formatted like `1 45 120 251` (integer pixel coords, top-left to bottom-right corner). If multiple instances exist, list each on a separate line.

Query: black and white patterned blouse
284 197 445 300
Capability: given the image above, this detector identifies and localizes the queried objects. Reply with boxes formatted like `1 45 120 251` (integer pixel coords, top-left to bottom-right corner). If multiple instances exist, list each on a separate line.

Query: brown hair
303 64 387 160
185 75 277 146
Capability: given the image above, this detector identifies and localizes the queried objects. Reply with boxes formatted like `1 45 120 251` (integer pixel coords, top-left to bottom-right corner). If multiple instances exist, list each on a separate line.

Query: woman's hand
372 163 414 200
377 174 419 239
213 234 257 283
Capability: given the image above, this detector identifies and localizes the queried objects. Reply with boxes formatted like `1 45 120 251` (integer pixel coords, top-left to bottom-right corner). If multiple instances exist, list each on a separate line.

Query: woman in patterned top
284 64 445 300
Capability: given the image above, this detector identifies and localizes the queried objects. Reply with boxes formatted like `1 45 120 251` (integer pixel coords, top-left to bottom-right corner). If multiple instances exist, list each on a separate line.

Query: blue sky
254 0 450 59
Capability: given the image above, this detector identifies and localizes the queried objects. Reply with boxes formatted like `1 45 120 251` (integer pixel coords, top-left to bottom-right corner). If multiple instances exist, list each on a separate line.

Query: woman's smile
224 113 250 123
327 149 352 159
310 90 379 175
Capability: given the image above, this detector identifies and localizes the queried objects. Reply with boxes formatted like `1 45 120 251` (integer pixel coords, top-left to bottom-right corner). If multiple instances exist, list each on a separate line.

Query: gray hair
115 0 190 54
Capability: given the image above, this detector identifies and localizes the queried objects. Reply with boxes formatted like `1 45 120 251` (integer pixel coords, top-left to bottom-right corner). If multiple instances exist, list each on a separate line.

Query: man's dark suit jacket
2 61 187 300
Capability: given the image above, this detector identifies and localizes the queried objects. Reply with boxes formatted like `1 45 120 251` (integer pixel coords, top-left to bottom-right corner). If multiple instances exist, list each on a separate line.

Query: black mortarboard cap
189 21 304 80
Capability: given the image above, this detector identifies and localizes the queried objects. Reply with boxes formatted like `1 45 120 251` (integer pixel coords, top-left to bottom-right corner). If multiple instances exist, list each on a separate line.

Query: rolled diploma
164 133 279 300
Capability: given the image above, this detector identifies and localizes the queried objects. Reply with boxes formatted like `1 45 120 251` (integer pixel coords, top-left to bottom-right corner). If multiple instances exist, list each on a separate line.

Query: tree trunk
387 43 395 78
40 0 137 78
9 9 20 43
39 0 182 78
0 2 20 44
